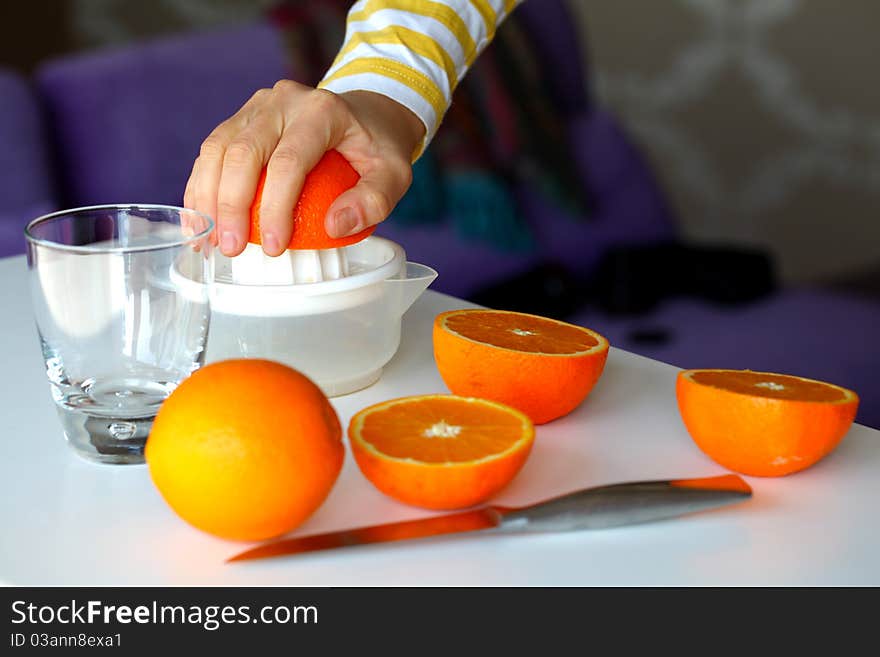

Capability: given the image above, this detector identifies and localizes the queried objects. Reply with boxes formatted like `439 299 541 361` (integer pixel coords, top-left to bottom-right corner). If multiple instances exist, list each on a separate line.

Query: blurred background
1 0 877 426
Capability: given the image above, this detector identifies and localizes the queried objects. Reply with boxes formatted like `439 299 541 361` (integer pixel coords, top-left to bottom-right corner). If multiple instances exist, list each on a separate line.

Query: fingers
215 102 282 255
258 89 346 255
185 81 351 257
185 81 417 257
183 161 218 249
192 120 243 252
183 156 198 210
189 88 271 256
325 157 413 238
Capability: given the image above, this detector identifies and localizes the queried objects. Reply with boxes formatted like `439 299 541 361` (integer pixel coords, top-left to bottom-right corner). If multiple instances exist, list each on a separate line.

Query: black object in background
469 241 777 321
591 241 778 315
470 262 586 319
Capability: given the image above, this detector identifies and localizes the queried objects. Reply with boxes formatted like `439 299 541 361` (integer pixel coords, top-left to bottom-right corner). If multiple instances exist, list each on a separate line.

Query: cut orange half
348 394 535 510
433 309 610 424
677 369 859 477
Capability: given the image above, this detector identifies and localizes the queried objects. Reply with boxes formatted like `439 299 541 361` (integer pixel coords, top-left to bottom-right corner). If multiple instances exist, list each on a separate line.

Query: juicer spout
385 262 438 315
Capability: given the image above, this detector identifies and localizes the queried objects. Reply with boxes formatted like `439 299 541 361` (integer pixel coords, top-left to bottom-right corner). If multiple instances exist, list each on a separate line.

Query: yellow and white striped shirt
318 0 524 156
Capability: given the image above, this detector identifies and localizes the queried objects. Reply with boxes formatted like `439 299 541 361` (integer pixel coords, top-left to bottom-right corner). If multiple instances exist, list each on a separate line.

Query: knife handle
493 475 751 532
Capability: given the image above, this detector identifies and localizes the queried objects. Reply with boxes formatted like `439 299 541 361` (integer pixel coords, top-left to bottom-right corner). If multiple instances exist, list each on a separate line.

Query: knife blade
227 474 751 563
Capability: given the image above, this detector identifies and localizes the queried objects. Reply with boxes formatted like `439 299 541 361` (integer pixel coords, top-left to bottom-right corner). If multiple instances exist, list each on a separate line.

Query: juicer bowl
171 236 437 396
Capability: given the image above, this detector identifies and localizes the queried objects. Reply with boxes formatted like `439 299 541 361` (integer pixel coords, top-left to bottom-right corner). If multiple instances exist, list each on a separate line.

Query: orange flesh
688 370 848 403
444 311 599 355
358 397 527 463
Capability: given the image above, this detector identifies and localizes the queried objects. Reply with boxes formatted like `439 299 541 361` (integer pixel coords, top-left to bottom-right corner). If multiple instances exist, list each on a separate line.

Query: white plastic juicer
175 239 437 397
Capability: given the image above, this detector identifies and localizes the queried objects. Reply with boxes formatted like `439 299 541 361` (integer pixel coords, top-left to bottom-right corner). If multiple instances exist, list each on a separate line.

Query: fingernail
262 231 280 254
331 207 359 237
220 230 238 254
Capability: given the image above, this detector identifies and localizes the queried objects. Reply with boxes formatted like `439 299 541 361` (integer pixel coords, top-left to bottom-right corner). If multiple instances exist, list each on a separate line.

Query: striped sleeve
318 0 524 158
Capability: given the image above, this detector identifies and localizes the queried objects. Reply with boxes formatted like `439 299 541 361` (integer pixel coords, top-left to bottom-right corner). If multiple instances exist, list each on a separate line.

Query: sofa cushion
35 21 289 208
0 69 55 256
573 289 880 429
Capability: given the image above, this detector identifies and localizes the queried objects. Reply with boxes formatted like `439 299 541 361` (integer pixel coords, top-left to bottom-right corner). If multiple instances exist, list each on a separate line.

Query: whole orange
677 369 859 477
433 309 609 424
249 149 374 250
349 394 535 510
145 359 344 541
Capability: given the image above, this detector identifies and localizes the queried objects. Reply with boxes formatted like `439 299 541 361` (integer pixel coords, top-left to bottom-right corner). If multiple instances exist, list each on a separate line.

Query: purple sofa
0 70 55 257
1 1 878 428
35 22 288 209
575 290 880 429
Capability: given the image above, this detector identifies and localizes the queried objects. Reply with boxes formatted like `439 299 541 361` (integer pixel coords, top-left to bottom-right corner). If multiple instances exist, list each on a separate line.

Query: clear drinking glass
25 205 214 464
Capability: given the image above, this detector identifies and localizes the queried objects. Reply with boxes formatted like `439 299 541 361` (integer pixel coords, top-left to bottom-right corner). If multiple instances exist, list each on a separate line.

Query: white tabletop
1 254 878 586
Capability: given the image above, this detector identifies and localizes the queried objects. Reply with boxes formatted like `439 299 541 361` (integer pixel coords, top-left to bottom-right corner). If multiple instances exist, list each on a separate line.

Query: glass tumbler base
57 406 153 465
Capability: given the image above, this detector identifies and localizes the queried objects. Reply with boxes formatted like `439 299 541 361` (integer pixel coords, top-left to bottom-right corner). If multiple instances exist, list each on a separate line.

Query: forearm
319 0 524 158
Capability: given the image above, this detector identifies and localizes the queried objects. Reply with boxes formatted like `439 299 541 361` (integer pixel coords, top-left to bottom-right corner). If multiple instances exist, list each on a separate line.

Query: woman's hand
184 81 425 257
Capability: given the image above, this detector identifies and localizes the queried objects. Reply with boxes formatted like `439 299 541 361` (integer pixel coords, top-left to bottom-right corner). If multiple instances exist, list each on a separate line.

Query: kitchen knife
227 474 751 563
